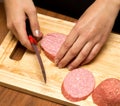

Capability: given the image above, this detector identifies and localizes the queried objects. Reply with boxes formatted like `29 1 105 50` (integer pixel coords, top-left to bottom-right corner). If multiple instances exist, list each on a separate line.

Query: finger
14 17 33 51
10 27 19 39
57 33 88 68
81 43 103 65
68 41 95 70
25 4 41 38
34 32 43 42
55 25 80 64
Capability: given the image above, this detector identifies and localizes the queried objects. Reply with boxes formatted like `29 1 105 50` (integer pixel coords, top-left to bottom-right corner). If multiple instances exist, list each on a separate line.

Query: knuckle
28 7 37 15
69 49 78 56
32 22 39 29
7 22 13 29
63 41 71 49
80 51 88 58
12 19 21 26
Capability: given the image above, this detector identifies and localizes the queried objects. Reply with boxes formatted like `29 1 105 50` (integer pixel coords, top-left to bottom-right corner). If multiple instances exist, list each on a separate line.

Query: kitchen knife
26 19 46 83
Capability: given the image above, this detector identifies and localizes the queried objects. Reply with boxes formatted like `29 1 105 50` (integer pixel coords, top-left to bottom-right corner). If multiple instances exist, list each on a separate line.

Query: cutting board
0 13 120 106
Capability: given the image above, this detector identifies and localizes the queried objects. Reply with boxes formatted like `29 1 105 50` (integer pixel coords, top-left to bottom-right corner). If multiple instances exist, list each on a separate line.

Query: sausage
40 33 66 62
41 33 96 102
92 78 120 106
62 68 95 102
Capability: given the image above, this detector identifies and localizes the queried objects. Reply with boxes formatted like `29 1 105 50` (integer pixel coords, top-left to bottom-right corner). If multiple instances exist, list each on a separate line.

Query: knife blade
26 19 46 83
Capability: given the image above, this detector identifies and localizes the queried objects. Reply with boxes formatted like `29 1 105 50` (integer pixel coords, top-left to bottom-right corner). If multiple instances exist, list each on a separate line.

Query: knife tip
43 76 47 83
44 80 46 83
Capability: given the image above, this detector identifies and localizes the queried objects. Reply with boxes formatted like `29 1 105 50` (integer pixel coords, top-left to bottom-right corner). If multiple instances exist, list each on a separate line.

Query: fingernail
34 30 40 37
68 66 73 70
55 58 59 65
58 64 63 68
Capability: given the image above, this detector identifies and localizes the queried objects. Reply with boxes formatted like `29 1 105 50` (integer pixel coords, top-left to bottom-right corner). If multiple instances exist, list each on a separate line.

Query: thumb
27 8 42 39
29 15 41 38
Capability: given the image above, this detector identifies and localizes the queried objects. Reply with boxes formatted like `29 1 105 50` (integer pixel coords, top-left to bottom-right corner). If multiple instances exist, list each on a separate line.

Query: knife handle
26 18 37 45
26 18 32 35
28 35 37 45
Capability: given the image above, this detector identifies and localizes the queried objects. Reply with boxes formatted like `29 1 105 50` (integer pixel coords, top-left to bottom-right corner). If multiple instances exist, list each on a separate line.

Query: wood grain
0 15 77 106
0 2 76 106
0 11 120 106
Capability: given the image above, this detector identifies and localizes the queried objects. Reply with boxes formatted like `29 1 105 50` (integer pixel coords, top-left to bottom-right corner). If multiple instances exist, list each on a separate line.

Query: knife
26 19 46 83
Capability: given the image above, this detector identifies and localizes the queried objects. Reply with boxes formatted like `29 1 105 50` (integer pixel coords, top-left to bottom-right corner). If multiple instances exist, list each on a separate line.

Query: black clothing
33 0 120 33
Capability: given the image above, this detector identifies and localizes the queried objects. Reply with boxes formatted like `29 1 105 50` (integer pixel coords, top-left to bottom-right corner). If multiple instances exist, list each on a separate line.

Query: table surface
0 2 76 106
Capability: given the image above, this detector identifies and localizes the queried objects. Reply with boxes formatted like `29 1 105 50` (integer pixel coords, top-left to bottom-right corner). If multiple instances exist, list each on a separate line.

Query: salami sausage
92 78 120 106
41 33 96 102
62 68 95 102
40 33 66 62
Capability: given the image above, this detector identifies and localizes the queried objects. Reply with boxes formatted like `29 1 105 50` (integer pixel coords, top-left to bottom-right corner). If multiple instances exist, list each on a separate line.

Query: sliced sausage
92 78 120 106
62 68 95 102
40 33 66 62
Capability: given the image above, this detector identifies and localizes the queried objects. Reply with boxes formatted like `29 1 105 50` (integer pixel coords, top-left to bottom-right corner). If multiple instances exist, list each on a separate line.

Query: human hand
55 0 120 70
4 0 42 51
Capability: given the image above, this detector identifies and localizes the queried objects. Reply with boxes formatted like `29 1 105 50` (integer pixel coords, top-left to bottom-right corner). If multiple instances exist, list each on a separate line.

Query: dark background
33 0 120 33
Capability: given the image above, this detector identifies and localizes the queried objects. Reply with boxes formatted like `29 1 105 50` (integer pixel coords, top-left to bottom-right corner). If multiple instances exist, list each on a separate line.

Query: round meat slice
92 78 120 106
40 33 66 62
62 68 95 102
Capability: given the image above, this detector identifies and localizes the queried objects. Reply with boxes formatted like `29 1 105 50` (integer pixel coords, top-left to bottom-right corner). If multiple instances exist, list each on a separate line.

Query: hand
55 0 120 70
4 0 42 51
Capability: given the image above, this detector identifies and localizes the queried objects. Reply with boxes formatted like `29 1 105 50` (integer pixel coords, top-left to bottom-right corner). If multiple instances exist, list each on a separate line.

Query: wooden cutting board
0 13 120 106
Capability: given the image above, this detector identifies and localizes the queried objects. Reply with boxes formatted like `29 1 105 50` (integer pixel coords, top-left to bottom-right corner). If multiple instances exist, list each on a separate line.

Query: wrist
113 0 120 9
95 0 120 15
96 0 120 10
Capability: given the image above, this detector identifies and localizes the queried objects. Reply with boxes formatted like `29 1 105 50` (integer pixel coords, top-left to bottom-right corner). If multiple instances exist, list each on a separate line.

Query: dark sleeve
33 0 120 34
33 0 94 19
112 11 120 34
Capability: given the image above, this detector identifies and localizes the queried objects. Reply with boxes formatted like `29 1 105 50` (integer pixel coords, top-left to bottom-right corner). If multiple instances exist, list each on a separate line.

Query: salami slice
40 33 66 62
92 78 120 106
62 68 95 102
